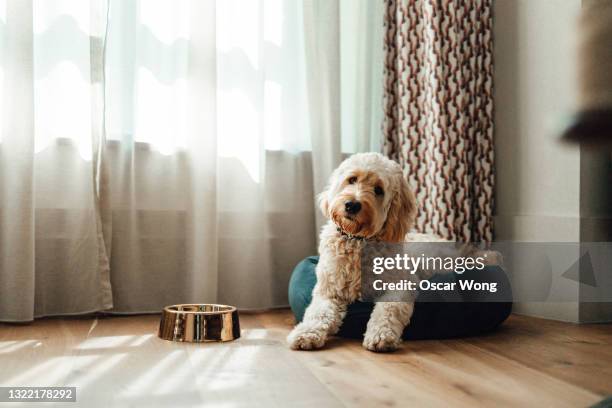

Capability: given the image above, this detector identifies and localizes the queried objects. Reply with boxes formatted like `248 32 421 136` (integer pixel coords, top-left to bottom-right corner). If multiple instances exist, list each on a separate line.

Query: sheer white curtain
0 0 382 321
0 0 113 321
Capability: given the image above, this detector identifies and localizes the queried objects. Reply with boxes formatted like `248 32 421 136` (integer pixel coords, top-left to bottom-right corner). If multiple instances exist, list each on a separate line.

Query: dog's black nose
345 200 362 215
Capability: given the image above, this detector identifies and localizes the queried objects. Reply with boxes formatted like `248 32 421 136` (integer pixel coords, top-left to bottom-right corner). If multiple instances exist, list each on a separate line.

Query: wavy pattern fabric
382 0 494 242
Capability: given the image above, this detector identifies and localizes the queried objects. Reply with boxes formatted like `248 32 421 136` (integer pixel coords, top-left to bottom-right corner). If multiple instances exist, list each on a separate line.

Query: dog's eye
348 176 357 184
374 186 384 196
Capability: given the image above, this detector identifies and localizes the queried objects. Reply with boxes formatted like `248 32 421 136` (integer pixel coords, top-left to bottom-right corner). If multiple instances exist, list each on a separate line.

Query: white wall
494 0 583 321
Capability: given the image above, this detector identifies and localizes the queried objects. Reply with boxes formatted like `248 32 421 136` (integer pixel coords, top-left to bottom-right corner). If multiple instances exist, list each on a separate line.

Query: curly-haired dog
287 152 418 352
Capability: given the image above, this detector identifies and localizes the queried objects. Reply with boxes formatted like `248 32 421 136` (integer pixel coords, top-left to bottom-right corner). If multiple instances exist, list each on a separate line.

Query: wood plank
466 314 612 396
0 318 94 387
255 310 608 407
1 311 610 408
1 314 341 408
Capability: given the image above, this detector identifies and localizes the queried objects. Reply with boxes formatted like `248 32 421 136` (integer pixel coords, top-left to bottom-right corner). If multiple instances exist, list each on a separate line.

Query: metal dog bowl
158 304 240 343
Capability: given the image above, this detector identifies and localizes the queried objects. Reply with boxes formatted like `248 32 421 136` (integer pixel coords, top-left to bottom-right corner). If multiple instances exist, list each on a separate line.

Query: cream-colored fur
287 152 418 352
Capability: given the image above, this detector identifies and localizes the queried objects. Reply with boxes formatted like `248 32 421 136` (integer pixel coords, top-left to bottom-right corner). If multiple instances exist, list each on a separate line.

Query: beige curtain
0 0 114 321
382 0 494 242
0 0 383 321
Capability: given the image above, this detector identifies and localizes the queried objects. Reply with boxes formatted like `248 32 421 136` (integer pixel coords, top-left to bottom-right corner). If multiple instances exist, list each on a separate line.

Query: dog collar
336 227 366 241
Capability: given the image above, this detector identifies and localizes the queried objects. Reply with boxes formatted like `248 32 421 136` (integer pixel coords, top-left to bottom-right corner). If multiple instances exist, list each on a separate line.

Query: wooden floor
1 310 611 408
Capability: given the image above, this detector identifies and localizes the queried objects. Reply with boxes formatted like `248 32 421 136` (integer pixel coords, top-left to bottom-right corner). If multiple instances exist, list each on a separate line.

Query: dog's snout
345 200 362 215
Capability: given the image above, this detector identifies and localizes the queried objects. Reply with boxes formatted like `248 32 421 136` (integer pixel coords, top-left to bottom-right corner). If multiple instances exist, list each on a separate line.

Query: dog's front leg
363 301 414 352
287 291 346 350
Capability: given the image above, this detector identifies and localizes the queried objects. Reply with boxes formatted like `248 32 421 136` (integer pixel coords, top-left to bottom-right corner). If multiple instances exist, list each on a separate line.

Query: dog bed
288 256 512 340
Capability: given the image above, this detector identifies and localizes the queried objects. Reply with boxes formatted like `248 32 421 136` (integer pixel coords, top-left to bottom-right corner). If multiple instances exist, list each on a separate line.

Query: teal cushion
288 256 512 340
288 256 319 322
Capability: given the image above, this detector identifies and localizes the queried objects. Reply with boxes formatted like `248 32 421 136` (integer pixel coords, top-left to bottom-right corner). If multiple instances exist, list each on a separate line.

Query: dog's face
319 153 417 242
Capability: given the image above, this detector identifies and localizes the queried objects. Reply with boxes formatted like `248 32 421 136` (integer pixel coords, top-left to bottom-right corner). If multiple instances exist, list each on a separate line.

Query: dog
287 152 418 352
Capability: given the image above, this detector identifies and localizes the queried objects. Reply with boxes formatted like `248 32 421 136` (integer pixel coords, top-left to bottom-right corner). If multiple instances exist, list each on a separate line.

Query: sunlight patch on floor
3 356 76 386
0 340 39 354
76 335 142 350
67 353 127 389
120 350 188 396
241 328 269 339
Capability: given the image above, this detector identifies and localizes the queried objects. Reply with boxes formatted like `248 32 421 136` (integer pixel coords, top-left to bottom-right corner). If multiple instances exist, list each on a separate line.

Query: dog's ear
318 191 329 217
380 174 417 242
318 167 340 218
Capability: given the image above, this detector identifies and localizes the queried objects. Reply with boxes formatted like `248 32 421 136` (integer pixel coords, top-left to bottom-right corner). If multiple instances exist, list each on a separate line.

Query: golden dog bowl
158 304 240 343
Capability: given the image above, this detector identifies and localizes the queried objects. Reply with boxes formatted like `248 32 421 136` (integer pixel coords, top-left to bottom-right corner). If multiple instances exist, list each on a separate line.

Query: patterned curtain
382 0 494 242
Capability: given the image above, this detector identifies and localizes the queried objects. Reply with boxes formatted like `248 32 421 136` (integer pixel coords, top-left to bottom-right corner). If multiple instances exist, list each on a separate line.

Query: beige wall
494 0 583 321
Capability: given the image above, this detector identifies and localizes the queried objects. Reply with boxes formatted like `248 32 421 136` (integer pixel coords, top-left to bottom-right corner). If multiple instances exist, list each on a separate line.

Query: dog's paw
287 327 326 350
363 327 401 352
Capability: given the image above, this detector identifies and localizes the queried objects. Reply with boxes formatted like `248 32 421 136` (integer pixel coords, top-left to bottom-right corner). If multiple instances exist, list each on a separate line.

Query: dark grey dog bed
289 256 512 340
